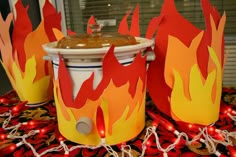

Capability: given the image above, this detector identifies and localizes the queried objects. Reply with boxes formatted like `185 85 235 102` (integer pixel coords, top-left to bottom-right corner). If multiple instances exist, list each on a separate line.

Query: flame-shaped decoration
0 0 61 104
147 0 226 125
87 16 97 34
43 0 61 41
118 4 140 37
54 45 147 145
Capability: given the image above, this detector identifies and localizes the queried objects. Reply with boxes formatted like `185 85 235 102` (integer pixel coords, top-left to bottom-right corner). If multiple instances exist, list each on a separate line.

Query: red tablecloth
0 87 235 157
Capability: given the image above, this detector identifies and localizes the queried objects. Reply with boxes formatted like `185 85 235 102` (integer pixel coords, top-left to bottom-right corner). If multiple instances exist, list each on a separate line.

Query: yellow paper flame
54 78 145 145
6 56 51 104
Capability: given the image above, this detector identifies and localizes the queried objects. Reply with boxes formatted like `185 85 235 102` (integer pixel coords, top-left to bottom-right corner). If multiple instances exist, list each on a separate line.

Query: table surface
0 87 235 157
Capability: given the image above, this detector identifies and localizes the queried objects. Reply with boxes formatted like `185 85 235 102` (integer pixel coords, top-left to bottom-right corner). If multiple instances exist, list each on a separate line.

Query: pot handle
43 55 52 61
144 50 155 63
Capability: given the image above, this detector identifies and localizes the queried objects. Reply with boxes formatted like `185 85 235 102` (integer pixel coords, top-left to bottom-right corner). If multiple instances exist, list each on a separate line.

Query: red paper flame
58 45 147 109
58 53 95 108
87 16 97 34
43 0 61 41
12 0 32 71
118 4 140 37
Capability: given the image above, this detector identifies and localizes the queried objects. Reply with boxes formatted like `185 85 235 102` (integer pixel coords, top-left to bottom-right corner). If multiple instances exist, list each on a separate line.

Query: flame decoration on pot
147 0 226 125
0 0 60 104
54 46 147 145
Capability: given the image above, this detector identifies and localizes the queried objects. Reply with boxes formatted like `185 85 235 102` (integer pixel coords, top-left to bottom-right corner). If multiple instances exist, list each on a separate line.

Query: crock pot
42 29 154 145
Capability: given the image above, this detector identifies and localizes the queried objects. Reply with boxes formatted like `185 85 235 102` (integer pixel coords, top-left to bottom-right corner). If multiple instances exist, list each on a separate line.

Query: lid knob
88 24 103 34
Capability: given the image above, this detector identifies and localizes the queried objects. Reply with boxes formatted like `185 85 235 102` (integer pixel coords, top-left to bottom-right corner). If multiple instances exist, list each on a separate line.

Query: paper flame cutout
0 0 60 104
118 4 140 37
147 0 226 125
54 46 146 145
87 16 97 34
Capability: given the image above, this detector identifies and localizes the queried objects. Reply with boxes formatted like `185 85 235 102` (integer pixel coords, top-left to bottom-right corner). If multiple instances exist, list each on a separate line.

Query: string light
147 110 175 132
187 127 233 157
0 141 24 156
188 124 193 129
58 135 66 142
227 112 236 121
151 120 159 128
1 107 233 157
12 101 28 113
214 151 228 157
39 125 55 136
220 105 236 121
214 129 235 145
0 97 19 104
0 97 10 104
0 133 7 140
0 93 235 156
40 128 46 134
146 110 236 157
60 141 70 156
227 145 236 157
120 142 132 157
221 105 232 114
146 139 152 147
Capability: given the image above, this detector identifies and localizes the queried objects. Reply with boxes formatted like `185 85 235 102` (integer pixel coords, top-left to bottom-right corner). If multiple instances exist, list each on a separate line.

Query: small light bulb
168 125 173 131
0 98 9 104
146 140 151 147
29 121 35 126
58 136 65 142
208 127 215 132
152 121 159 128
0 134 7 140
10 145 16 151
40 128 46 134
100 130 105 138
12 106 18 112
